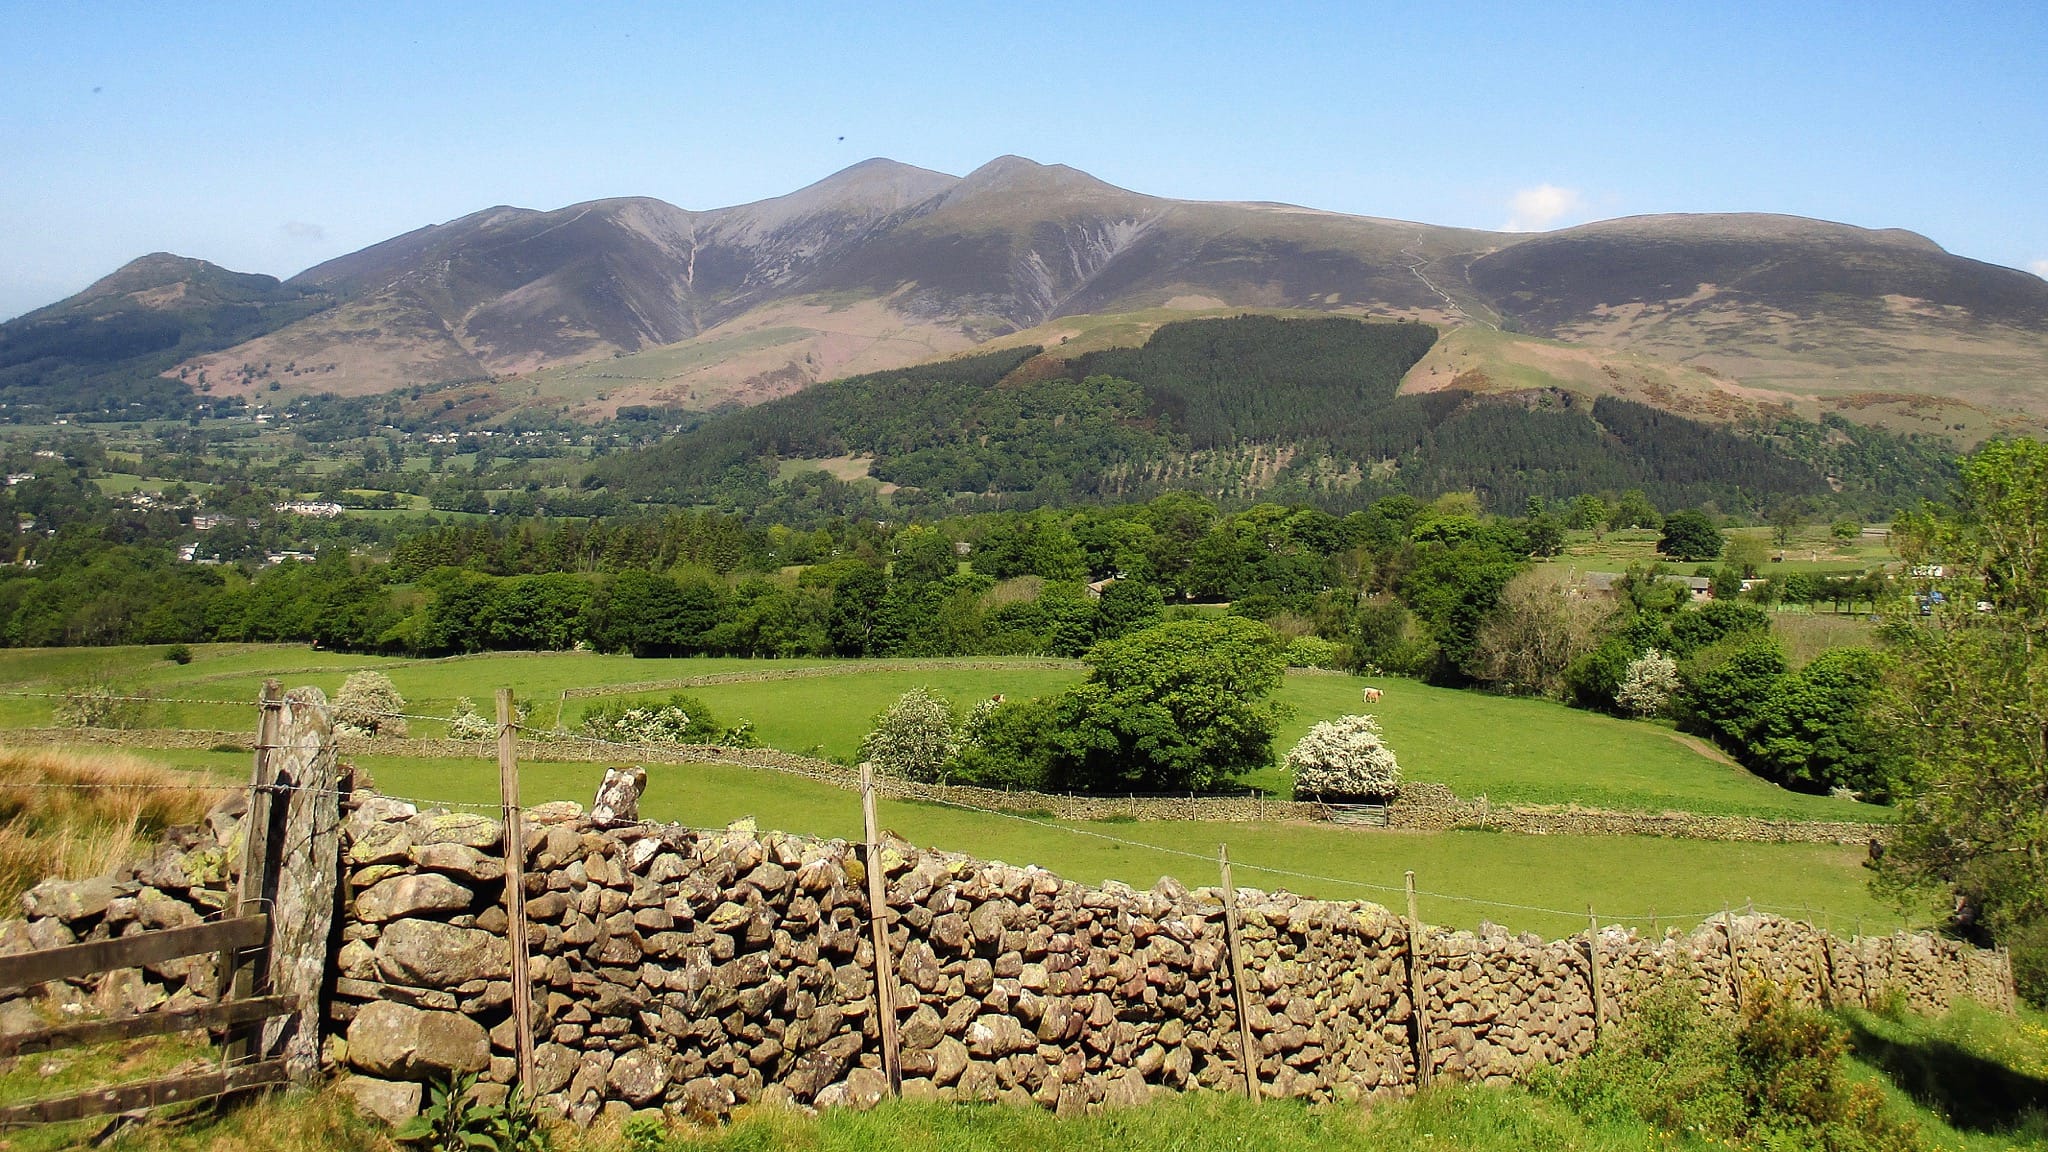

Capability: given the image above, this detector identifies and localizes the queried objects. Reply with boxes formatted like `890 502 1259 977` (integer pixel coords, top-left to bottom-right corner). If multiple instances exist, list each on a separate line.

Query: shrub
1549 982 1919 1151
334 671 408 738
951 696 1057 791
1287 714 1401 800
1349 599 1438 678
163 643 193 665
1677 633 1788 754
959 697 1002 749
1283 636 1339 669
580 693 721 746
51 679 148 730
859 688 958 783
1564 636 1636 711
1749 647 1895 797
1732 989 1918 1151
1615 648 1679 718
447 697 497 742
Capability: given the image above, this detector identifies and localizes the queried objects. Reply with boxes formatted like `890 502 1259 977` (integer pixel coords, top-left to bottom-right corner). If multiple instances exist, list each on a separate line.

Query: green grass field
1542 524 1896 578
0 645 1882 822
0 643 1909 938
125 744 1909 940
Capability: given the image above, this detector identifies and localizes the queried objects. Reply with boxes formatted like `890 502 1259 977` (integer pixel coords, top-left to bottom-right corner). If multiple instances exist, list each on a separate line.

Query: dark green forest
598 316 1954 518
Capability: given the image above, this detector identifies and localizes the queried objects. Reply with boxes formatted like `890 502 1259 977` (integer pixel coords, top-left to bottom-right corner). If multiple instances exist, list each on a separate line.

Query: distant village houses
191 513 260 531
274 500 345 518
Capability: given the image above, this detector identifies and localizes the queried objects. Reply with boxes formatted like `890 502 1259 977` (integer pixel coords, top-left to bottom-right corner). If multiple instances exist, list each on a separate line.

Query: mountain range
6 155 2048 436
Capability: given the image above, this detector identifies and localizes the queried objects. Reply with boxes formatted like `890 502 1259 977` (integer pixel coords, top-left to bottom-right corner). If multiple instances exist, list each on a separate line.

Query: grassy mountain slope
0 254 331 417
1465 213 2048 416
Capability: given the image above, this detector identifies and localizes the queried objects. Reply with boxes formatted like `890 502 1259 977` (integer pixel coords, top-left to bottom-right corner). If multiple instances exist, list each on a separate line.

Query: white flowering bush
446 697 497 742
583 704 695 745
1616 648 1681 718
859 688 958 783
334 671 408 738
959 697 1001 749
580 693 725 746
1287 713 1401 800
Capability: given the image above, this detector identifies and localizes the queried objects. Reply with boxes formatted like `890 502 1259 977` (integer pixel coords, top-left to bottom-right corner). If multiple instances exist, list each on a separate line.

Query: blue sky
3 1 2045 320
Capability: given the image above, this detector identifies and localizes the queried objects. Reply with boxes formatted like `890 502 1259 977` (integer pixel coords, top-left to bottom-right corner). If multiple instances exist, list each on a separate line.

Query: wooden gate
0 680 340 1128
1326 802 1391 827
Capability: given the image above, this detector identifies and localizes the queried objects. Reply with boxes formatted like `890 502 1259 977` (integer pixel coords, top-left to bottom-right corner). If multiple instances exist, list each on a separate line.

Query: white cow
1361 687 1384 703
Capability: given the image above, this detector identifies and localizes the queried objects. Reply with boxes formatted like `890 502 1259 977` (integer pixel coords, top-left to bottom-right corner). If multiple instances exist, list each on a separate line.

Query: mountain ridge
7 155 2048 427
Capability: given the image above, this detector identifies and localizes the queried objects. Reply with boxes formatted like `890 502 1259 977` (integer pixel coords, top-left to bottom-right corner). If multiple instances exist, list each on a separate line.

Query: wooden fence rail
0 915 267 993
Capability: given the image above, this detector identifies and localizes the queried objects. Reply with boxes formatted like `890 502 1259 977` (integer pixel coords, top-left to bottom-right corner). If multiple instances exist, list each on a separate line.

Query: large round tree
1657 510 1725 562
1041 616 1290 793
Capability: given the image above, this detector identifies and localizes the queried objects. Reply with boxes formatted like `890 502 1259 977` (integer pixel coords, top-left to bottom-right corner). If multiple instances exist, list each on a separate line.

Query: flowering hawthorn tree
1616 648 1680 718
860 687 959 783
1287 713 1400 800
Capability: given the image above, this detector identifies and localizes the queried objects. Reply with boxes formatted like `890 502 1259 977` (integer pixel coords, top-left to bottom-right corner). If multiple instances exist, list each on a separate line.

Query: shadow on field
1843 1016 2048 1132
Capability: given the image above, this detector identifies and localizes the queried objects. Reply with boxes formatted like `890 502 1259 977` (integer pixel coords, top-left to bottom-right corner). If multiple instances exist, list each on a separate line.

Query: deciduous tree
1876 438 2048 999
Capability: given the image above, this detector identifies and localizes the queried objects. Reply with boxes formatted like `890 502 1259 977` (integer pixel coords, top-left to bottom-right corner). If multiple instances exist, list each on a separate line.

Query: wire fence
0 686 1875 933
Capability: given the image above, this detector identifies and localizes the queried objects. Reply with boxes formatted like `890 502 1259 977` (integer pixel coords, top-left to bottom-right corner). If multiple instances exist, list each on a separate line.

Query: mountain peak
80 252 227 297
936 155 1147 216
764 157 958 215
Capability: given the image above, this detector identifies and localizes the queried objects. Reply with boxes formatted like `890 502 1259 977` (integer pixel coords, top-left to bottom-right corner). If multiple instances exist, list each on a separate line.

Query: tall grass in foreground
0 747 227 906
69 998 2047 1152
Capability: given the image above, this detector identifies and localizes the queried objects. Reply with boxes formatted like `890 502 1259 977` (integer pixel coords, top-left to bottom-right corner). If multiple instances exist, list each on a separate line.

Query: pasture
0 643 1906 939
1543 524 1897 578
0 645 1882 821
115 744 1908 940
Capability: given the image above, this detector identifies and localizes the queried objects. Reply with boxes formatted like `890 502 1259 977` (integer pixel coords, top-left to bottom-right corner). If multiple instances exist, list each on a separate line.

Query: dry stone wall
327 789 2011 1127
1385 783 1889 846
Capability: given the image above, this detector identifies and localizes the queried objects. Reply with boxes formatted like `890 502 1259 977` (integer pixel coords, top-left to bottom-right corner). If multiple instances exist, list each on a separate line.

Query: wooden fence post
1218 845 1259 1101
221 680 283 1067
1816 926 1839 1010
1585 906 1605 1044
498 689 536 1092
1723 904 1744 1013
859 764 901 1096
1405 871 1433 1090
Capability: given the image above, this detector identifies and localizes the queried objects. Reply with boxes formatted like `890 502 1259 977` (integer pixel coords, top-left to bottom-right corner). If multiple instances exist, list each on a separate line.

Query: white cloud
2030 258 2048 280
1503 184 1585 232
